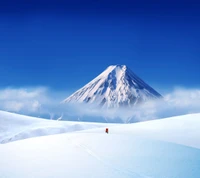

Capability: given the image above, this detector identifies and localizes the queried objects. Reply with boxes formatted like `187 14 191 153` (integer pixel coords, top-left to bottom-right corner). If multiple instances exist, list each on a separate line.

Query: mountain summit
63 65 162 108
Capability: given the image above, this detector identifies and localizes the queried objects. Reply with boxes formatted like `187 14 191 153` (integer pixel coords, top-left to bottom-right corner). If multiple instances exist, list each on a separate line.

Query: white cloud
3 101 24 112
0 88 46 100
130 88 200 121
0 87 53 114
0 87 200 122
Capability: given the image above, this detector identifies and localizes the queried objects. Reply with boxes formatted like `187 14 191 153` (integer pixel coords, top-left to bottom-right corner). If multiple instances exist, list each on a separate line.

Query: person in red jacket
105 128 109 134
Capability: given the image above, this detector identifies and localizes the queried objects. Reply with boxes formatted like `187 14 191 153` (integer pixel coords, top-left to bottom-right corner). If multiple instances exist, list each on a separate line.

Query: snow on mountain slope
0 113 200 178
63 65 162 108
82 113 200 149
0 110 116 144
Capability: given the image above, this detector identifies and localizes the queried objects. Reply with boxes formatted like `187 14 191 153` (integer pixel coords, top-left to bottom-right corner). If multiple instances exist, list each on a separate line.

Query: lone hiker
105 128 109 134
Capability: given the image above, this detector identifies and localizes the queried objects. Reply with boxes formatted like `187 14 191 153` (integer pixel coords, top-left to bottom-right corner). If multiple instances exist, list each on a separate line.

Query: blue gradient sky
0 0 199 95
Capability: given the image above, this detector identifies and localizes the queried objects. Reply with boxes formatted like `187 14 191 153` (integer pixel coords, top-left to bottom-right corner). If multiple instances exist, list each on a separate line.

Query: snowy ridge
63 65 162 108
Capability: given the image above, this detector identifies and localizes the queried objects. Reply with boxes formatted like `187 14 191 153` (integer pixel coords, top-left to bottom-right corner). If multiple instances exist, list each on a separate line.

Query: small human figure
105 128 109 134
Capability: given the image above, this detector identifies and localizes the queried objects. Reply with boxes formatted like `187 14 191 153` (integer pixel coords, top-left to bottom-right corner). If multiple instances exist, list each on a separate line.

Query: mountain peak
106 64 127 71
109 64 126 68
98 64 130 80
63 65 162 108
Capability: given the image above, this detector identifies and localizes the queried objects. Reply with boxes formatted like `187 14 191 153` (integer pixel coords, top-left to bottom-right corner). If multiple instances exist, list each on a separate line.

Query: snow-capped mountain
63 65 162 108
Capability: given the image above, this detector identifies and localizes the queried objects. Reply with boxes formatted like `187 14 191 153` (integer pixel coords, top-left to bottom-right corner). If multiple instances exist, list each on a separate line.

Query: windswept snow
63 65 162 108
83 113 200 149
0 112 200 178
0 110 115 143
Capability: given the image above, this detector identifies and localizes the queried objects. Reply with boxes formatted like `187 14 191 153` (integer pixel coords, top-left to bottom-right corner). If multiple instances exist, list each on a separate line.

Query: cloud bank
0 87 62 118
0 87 45 113
0 87 200 122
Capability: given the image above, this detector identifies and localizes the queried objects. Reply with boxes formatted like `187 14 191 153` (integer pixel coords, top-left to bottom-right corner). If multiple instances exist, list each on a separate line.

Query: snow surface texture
63 65 162 108
0 111 115 144
83 113 200 149
0 113 200 178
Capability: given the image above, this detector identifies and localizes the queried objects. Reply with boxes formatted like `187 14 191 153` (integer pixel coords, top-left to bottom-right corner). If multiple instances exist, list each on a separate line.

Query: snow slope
63 65 162 108
0 110 115 144
83 113 200 149
0 113 200 178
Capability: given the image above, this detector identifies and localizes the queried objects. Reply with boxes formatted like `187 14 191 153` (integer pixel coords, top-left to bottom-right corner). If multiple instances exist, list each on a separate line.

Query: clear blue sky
0 0 199 94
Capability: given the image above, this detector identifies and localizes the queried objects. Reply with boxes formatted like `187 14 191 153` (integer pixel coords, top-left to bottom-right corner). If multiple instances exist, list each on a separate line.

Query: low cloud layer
0 87 45 113
0 87 62 118
0 87 200 122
